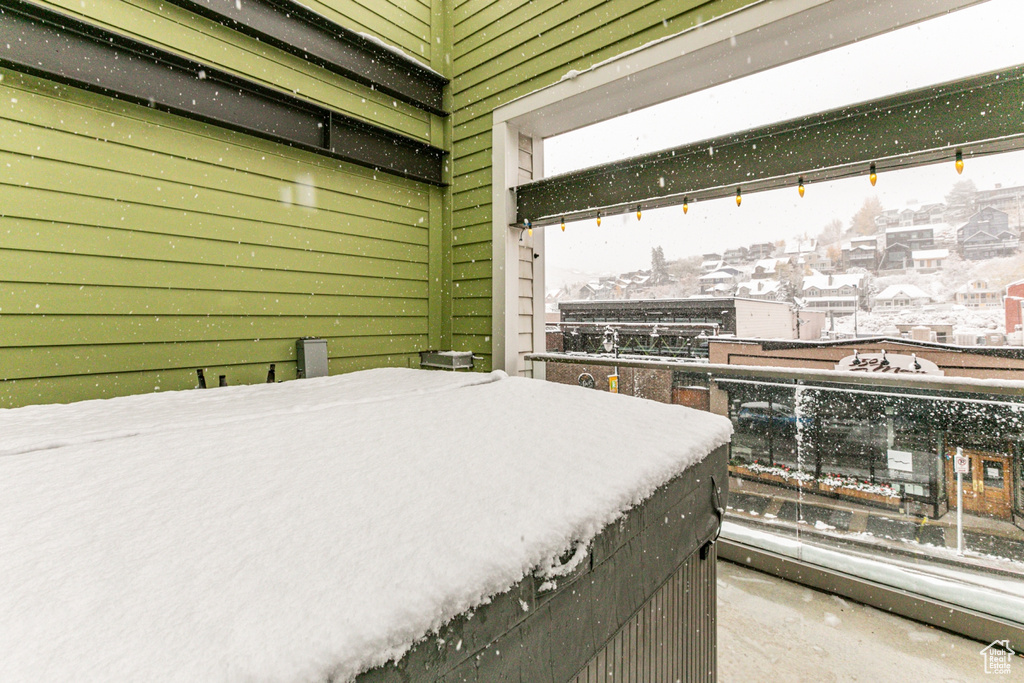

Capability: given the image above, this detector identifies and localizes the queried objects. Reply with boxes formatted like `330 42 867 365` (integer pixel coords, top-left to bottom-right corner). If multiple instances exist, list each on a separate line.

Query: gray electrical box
420 350 475 370
296 338 329 379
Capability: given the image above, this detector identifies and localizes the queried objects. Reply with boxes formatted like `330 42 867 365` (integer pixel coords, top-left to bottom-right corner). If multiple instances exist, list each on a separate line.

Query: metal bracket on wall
162 0 447 116
0 0 446 185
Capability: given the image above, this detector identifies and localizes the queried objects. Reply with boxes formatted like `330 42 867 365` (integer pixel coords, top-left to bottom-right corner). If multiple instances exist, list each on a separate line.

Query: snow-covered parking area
0 368 731 682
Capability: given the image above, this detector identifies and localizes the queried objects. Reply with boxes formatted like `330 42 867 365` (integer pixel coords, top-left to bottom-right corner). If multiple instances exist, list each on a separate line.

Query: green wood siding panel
447 0 760 367
36 0 434 142
0 69 433 407
0 352 421 406
452 241 491 264
301 0 433 64
0 315 426 348
1 335 426 381
0 284 427 317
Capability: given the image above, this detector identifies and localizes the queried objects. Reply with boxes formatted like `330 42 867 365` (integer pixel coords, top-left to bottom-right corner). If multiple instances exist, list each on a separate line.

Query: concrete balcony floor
717 560 1015 682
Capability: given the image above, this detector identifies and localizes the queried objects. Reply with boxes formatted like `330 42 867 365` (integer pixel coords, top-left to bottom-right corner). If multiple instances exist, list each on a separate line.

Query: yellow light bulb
955 151 964 175
735 188 742 207
637 207 642 221
596 214 601 227
798 178 805 198
869 163 877 187
682 198 689 214
560 218 565 232
528 227 533 236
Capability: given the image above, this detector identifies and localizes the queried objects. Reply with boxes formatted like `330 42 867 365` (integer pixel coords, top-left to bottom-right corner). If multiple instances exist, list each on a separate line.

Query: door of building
946 448 1013 519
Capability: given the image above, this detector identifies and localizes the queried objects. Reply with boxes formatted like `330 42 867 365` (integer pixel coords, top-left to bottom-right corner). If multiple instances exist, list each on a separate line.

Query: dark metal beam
516 65 1024 227
0 0 445 185
164 0 447 116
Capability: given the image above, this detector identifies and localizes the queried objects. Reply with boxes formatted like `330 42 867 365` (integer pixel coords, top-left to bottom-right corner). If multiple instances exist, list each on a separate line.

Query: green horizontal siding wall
0 68 435 406
448 0 758 370
304 0 434 66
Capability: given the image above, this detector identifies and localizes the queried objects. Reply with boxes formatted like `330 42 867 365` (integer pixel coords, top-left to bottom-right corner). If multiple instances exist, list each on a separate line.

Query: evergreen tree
651 245 667 283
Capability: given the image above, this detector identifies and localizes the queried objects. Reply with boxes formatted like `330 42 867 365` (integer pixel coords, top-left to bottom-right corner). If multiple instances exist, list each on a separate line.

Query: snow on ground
831 306 1004 337
0 368 731 682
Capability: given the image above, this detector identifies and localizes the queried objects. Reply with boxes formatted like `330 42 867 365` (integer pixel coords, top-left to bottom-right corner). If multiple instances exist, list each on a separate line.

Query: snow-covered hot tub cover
0 368 732 682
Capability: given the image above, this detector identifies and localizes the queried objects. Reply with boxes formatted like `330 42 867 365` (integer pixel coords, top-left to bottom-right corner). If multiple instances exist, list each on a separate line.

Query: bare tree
850 196 884 236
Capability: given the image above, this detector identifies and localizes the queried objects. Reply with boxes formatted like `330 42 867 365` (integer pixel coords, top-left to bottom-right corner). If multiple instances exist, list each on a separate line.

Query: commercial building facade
706 338 1024 528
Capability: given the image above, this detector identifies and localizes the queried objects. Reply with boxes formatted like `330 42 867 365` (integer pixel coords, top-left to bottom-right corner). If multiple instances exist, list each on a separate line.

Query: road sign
955 453 969 475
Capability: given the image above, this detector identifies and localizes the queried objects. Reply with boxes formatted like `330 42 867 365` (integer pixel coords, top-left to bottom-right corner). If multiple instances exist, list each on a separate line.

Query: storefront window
727 384 798 470
723 381 1024 522
983 460 1005 489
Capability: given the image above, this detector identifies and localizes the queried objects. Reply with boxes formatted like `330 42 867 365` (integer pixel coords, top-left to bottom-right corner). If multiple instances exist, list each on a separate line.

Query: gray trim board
164 0 447 116
0 0 446 185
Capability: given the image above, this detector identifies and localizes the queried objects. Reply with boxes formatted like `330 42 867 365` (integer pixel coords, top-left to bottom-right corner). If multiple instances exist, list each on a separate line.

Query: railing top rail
526 352 1024 399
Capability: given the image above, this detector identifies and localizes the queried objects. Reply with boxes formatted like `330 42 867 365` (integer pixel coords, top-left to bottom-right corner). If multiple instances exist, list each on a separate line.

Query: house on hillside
842 236 879 272
751 258 787 279
700 257 725 273
747 242 776 260
874 284 932 310
801 273 865 315
975 184 1024 227
955 280 1002 309
723 246 750 264
957 207 1020 260
698 268 742 295
804 252 833 273
880 225 935 272
736 279 784 301
911 248 949 272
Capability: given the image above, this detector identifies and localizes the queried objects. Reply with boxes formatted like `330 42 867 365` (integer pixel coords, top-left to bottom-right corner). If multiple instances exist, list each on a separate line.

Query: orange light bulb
682 198 689 214
735 188 742 207
798 178 805 198
955 151 964 175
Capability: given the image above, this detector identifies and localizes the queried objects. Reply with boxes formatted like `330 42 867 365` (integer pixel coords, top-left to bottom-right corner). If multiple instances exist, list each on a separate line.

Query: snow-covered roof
0 369 730 681
802 273 864 291
886 225 932 234
911 249 949 260
876 284 932 301
753 258 782 272
699 269 738 281
737 279 781 294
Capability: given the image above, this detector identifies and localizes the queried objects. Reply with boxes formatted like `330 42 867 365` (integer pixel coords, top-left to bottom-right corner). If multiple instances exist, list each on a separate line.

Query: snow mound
0 368 731 682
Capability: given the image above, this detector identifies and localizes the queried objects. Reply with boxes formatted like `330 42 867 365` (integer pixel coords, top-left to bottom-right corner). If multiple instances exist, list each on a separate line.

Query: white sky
543 0 1024 282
